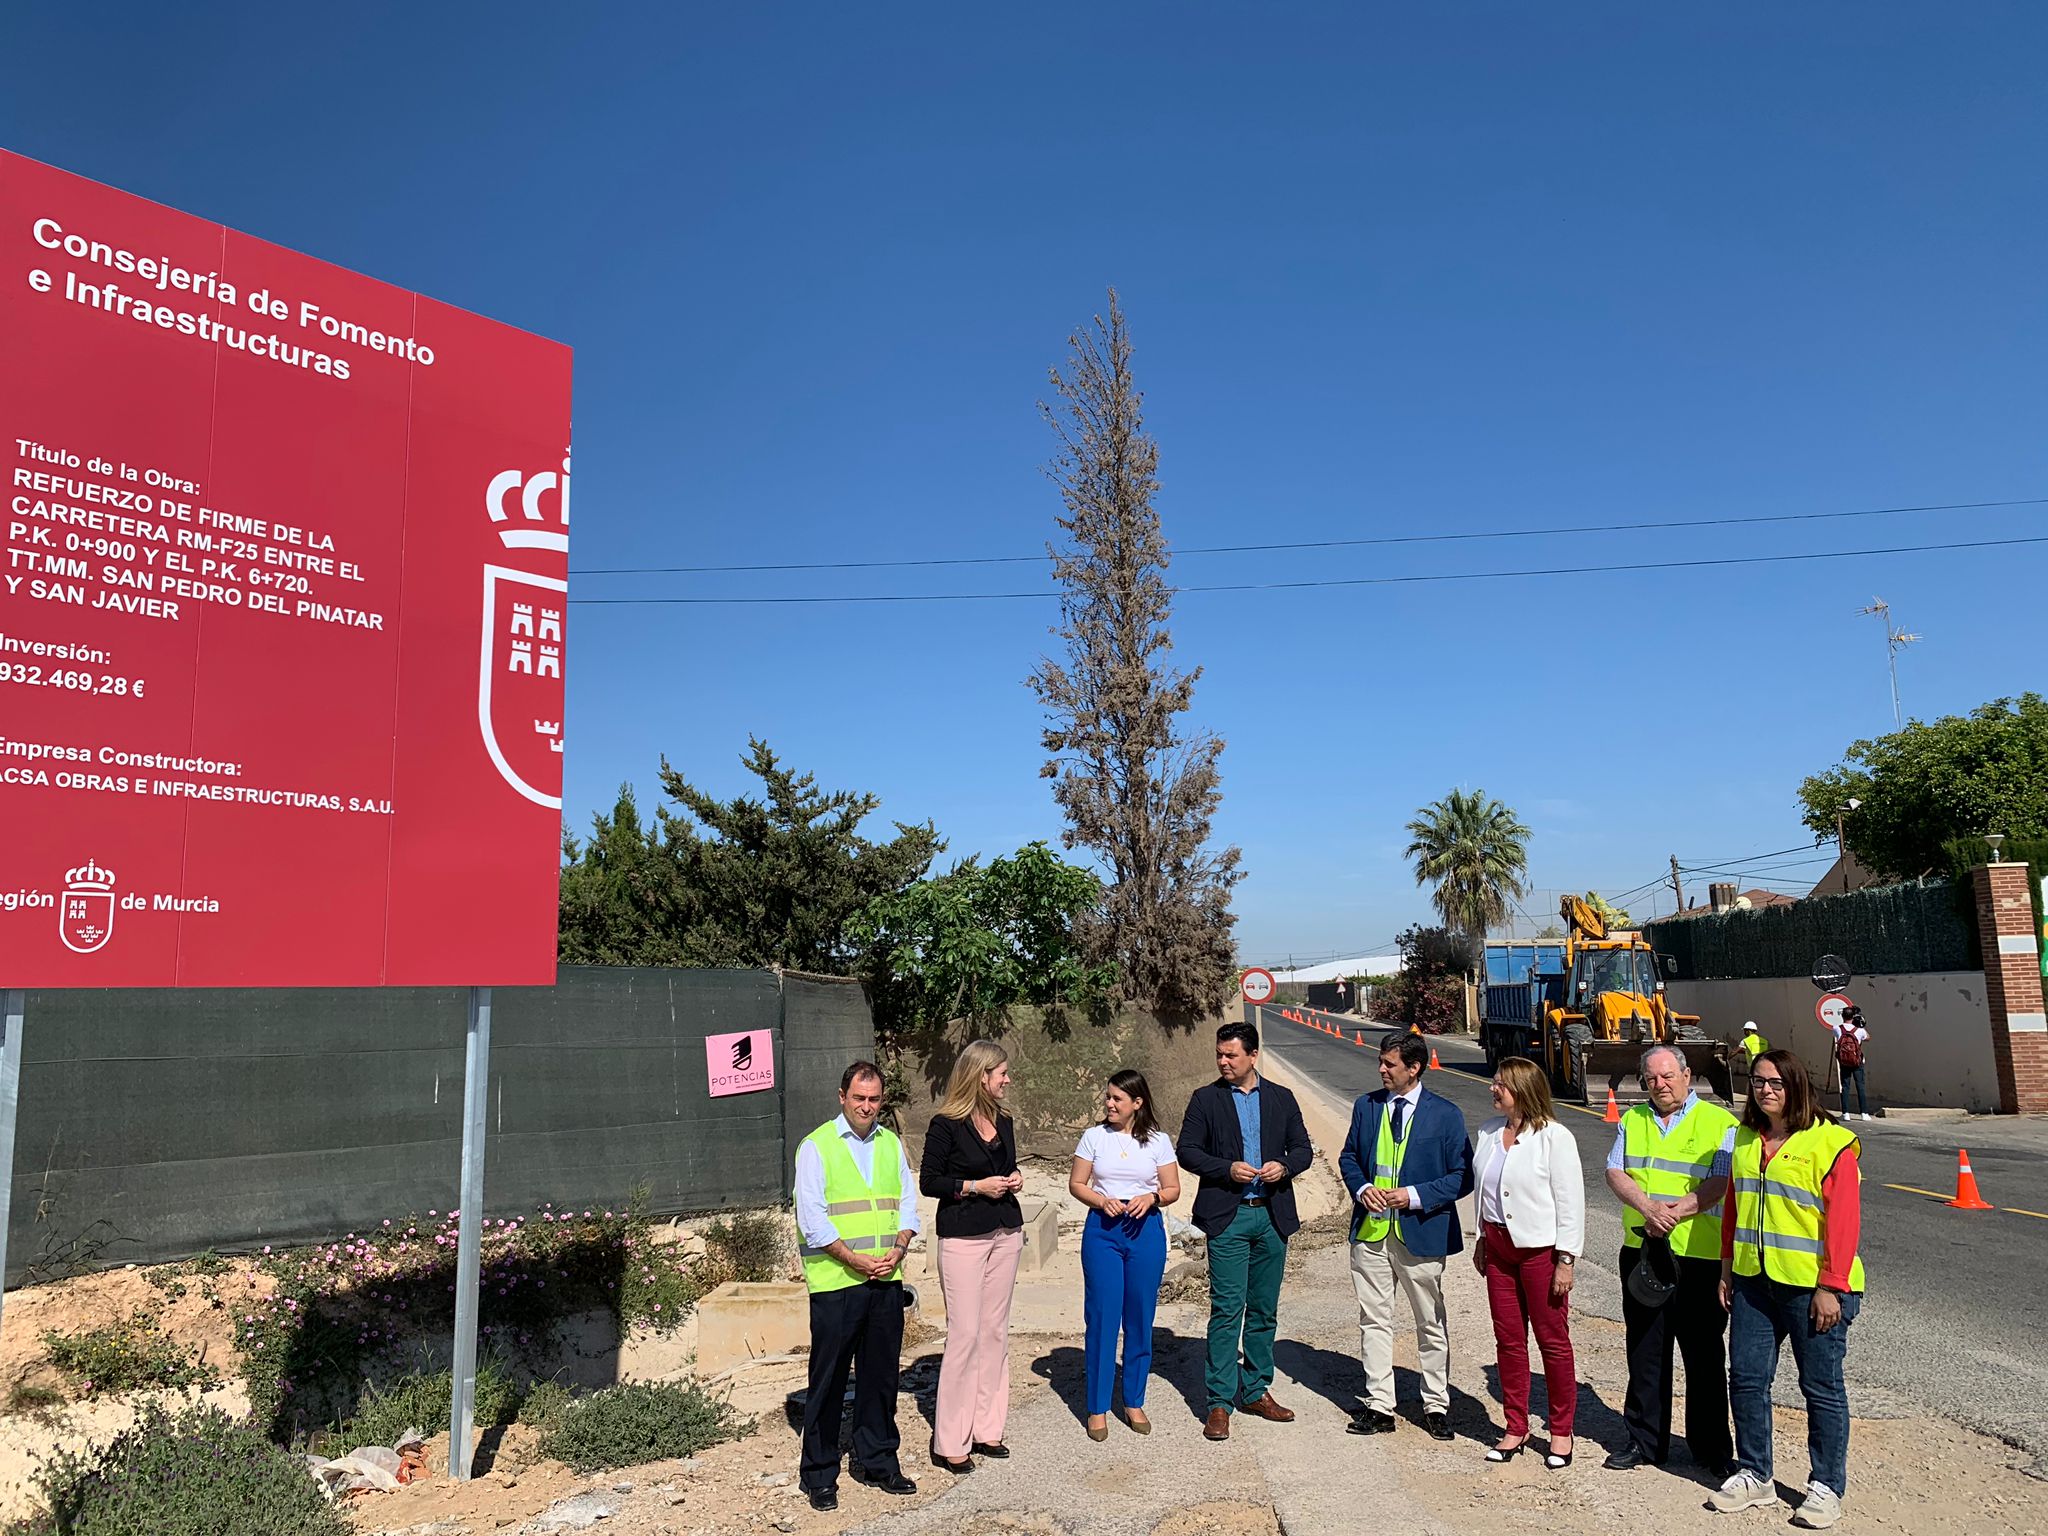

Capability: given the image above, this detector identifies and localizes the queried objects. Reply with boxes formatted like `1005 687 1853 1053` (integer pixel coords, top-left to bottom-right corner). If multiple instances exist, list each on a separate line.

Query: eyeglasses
1750 1077 1787 1094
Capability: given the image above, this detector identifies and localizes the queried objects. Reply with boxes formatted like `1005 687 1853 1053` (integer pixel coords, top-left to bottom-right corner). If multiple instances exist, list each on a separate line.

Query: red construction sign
0 150 573 986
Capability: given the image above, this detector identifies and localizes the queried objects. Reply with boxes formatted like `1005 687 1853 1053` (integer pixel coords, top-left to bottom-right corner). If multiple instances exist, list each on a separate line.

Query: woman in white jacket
1471 1055 1585 1470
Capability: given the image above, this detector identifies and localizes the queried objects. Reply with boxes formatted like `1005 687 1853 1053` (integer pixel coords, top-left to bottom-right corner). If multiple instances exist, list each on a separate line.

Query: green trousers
1206 1202 1287 1411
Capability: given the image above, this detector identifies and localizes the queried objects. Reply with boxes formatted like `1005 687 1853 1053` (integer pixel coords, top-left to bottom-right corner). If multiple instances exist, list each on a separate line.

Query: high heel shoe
1544 1441 1574 1471
1086 1416 1109 1442
1124 1410 1152 1436
1484 1440 1526 1463
929 1439 974 1473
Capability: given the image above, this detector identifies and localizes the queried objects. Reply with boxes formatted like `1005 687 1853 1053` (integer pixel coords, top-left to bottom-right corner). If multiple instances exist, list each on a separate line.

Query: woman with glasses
1710 1049 1866 1532
1470 1056 1585 1469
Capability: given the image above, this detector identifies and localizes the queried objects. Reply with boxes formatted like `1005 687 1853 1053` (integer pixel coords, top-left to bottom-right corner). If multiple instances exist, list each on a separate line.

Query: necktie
1391 1098 1408 1142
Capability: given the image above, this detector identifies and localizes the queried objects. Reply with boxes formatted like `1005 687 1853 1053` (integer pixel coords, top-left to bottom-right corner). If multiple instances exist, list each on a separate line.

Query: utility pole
1858 597 1921 726
1669 855 1685 915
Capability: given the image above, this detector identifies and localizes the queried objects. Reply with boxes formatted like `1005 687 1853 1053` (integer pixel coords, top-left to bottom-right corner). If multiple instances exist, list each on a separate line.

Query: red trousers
1482 1220 1577 1437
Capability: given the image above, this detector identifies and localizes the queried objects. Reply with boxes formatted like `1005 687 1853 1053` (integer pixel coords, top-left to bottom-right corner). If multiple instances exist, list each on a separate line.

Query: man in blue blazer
1177 1020 1315 1441
1338 1030 1472 1440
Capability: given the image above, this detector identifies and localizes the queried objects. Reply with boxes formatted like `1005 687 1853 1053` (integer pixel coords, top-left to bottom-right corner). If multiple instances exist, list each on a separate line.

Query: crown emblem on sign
65 859 115 891
484 450 571 554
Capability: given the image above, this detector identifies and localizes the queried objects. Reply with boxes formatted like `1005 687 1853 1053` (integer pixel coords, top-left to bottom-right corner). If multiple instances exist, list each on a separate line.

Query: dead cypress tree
1028 290 1243 1022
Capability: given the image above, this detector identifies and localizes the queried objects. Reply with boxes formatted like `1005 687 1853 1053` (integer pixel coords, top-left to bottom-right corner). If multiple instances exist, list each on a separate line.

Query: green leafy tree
1797 694 2048 880
1404 789 1531 965
1028 291 1242 1020
558 740 941 971
852 841 1120 1041
1582 890 1634 929
558 785 692 966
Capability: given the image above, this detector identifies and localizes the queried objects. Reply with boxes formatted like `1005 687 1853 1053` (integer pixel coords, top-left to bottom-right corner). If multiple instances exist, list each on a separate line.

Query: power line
568 496 2045 576
567 532 2048 606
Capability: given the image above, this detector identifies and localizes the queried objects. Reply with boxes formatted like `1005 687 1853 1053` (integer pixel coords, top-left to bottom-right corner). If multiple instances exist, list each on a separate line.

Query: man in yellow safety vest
793 1060 920 1512
1739 1021 1768 1063
1602 1043 1738 1474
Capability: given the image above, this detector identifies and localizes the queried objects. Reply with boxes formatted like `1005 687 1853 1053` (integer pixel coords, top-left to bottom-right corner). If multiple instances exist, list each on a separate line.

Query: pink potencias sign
704 1029 775 1098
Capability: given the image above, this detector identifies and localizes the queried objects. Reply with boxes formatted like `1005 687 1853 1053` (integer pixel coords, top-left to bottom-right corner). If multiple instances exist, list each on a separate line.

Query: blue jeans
1729 1274 1860 1495
1841 1064 1869 1116
1080 1208 1166 1415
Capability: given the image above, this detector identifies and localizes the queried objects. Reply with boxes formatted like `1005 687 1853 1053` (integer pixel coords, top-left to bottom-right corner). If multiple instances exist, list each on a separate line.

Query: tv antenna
1857 597 1920 725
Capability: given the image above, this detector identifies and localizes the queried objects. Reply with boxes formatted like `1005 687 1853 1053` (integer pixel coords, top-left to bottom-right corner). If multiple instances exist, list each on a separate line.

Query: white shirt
1353 1083 1425 1210
793 1114 921 1251
1074 1125 1177 1202
1471 1117 1586 1256
1479 1143 1509 1225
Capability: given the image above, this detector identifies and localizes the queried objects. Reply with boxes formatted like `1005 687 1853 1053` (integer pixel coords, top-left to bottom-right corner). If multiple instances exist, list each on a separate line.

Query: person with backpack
1830 1006 1872 1122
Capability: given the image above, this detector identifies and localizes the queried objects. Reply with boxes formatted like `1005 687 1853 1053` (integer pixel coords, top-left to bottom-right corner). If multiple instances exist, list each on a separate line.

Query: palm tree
1405 789 1532 965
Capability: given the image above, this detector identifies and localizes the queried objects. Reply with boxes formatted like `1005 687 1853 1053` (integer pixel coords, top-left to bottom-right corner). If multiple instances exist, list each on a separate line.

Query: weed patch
8 1401 348 1536
41 1311 222 1398
538 1380 752 1473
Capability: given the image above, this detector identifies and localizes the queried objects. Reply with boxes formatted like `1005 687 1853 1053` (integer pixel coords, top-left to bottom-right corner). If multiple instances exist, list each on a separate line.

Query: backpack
1835 1029 1865 1069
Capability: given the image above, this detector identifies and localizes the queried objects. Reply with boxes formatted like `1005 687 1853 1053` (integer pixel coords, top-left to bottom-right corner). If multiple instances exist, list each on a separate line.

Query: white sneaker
1860 1113 1873 1122
1792 1481 1842 1529
1709 1470 1780 1513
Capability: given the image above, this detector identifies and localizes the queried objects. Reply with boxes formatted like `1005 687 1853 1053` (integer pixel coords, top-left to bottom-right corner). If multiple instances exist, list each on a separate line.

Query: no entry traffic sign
1241 968 1276 1006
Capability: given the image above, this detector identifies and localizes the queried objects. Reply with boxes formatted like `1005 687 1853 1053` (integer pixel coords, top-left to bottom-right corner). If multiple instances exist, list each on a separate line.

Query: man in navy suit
1338 1030 1473 1440
1177 1020 1315 1442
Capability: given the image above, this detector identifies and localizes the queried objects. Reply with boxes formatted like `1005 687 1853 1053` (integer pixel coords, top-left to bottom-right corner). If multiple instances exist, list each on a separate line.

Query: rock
774 1522 797 1533
665 1488 687 1506
756 1471 789 1486
528 1493 618 1529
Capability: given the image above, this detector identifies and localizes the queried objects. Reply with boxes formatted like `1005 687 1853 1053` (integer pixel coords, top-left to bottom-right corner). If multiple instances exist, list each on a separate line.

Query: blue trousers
1730 1274 1860 1495
1080 1208 1166 1415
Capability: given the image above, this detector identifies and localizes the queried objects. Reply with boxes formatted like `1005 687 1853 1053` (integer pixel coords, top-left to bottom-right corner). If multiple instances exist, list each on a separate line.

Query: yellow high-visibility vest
1619 1099 1737 1261
799 1122 904 1295
1730 1121 1866 1291
1353 1104 1412 1244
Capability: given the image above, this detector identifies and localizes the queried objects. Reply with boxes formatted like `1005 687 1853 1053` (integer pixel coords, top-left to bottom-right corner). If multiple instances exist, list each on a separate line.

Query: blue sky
9 4 2044 962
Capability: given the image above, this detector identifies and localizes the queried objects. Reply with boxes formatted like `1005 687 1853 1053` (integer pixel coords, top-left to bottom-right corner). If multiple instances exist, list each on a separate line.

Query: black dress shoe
848 1465 918 1496
1345 1410 1397 1436
807 1487 838 1511
1604 1442 1656 1471
1423 1412 1455 1442
971 1441 1011 1458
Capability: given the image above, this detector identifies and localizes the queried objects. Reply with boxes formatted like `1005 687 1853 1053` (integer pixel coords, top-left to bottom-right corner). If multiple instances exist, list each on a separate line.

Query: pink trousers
933 1228 1024 1457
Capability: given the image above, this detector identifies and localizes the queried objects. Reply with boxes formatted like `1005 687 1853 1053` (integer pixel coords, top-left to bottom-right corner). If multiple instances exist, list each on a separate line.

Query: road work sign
0 150 572 986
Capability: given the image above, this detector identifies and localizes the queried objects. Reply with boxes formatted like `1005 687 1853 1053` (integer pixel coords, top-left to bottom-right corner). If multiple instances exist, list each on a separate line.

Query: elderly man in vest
794 1060 920 1512
1603 1043 1739 1473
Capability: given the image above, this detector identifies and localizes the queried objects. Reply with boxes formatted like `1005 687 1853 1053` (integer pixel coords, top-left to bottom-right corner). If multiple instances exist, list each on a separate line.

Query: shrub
516 1379 574 1428
332 1357 521 1452
41 1311 222 1398
699 1211 788 1287
538 1381 751 1473
12 1401 348 1536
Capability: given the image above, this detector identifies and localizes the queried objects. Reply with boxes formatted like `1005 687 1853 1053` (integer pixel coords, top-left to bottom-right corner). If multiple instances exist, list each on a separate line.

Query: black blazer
918 1113 1022 1239
1177 1077 1315 1239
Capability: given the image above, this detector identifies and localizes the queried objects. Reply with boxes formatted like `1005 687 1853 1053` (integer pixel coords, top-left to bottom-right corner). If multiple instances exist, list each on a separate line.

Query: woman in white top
1471 1055 1585 1470
1068 1069 1180 1442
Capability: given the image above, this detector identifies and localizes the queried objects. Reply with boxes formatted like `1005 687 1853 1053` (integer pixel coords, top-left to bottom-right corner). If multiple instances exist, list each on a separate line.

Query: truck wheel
1563 1022 1595 1105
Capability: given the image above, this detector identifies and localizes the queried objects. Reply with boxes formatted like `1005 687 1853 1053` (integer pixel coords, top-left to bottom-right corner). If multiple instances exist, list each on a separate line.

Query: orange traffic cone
1355 1031 1366 1046
1429 1045 1442 1071
1947 1148 1994 1210
1602 1087 1621 1124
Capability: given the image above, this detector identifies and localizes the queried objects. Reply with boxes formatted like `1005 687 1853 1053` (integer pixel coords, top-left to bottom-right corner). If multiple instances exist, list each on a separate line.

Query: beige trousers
1350 1235 1450 1414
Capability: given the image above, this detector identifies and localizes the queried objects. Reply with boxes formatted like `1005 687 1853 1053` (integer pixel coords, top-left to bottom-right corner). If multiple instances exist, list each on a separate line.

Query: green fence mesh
1645 880 1976 981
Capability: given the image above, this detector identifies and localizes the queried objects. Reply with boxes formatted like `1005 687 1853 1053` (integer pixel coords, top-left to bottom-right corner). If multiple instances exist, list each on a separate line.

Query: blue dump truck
1479 897 1732 1106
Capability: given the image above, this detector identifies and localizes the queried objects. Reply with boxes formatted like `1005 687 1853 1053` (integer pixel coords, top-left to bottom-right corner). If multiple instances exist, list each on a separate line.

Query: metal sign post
448 985 493 1479
0 990 22 1340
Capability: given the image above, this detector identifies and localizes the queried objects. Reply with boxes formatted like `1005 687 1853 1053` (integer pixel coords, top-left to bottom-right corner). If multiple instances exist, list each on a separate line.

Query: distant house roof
1668 888 1799 919
1264 954 1404 983
1807 849 1884 898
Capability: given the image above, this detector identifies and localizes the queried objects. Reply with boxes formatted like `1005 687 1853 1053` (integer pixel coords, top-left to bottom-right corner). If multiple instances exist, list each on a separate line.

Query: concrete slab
696 1281 810 1375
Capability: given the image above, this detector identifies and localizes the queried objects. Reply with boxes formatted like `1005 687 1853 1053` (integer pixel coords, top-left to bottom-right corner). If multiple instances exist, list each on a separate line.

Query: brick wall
1971 864 2048 1113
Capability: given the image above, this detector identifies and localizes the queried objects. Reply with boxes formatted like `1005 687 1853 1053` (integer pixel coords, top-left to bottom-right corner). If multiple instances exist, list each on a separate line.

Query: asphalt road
1259 1010 2048 1475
